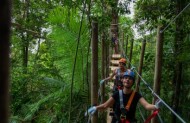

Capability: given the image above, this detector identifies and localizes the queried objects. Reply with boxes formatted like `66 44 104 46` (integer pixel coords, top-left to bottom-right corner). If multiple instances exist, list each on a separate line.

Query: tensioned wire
160 2 190 33
118 38 186 123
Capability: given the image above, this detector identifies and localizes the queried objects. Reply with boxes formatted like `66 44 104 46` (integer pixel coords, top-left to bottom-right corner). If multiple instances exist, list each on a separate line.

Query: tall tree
0 0 11 123
172 0 188 122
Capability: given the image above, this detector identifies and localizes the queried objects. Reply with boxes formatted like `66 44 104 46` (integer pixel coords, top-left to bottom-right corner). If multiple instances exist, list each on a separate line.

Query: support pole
128 39 134 69
136 39 146 92
91 21 98 123
0 0 11 123
151 26 164 123
101 32 105 103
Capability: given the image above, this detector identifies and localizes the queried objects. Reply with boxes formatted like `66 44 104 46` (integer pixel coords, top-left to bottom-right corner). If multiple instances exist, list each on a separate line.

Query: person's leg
115 44 118 54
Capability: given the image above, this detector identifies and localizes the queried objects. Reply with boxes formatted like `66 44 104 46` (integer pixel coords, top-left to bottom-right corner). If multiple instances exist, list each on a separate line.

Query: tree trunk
151 26 164 123
101 32 105 103
121 32 125 56
110 0 119 54
22 0 30 73
128 39 134 69
136 39 146 92
172 0 184 122
125 35 128 57
91 21 98 123
0 0 11 122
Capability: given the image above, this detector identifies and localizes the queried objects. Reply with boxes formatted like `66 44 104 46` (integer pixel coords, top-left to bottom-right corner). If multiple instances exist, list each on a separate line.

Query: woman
100 58 128 92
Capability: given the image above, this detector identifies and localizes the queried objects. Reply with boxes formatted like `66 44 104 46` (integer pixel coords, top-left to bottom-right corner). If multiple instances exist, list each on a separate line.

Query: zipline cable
119 40 186 123
160 2 190 33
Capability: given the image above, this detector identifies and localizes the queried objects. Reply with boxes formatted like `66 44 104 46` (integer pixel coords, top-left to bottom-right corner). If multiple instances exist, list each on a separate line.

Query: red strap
120 119 130 123
144 109 159 123
120 118 125 123
117 86 123 90
125 120 130 123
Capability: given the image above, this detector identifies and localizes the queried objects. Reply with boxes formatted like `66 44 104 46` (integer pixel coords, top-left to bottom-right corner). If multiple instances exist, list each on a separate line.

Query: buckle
120 108 128 114
120 114 126 119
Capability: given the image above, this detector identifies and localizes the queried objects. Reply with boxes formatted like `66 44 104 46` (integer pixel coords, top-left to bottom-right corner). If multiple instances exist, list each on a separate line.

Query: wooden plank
112 54 121 59
110 60 119 65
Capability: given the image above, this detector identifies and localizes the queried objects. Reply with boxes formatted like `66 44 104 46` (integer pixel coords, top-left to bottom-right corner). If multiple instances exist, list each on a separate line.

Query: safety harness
120 90 160 123
118 90 136 123
115 69 124 90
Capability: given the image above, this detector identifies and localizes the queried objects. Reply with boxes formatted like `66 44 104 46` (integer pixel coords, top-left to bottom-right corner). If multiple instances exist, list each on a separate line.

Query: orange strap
125 90 136 111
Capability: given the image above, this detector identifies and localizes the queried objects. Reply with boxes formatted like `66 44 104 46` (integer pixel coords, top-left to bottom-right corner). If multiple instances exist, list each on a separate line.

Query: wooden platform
110 60 119 66
112 54 121 59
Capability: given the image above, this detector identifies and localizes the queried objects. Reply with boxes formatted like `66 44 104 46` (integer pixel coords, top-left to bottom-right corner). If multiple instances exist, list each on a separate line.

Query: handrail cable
139 84 164 123
118 40 186 123
157 113 164 123
160 2 190 33
137 104 146 122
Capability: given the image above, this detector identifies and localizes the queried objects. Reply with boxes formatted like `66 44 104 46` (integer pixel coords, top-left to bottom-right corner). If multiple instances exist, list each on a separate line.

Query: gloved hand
154 99 163 109
85 106 97 116
100 80 105 85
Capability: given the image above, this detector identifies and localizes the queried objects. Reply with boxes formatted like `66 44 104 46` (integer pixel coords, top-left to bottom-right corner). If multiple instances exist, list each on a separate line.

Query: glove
154 99 163 109
85 106 97 116
100 80 105 85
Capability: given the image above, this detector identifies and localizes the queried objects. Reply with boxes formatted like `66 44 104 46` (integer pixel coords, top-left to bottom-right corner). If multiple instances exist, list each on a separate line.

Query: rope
160 2 190 33
87 115 91 123
98 87 103 104
139 86 164 123
157 113 164 123
118 40 186 123
137 104 146 122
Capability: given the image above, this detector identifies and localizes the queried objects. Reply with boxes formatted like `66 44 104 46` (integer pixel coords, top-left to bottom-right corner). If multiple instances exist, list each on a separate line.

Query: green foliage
10 0 190 122
134 0 174 32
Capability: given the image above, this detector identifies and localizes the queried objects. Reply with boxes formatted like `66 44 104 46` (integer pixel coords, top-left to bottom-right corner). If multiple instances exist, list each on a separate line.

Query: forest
0 0 190 123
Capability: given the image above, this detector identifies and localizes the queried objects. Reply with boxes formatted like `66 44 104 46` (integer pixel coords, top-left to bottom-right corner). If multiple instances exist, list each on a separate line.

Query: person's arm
96 97 115 111
139 97 157 111
102 69 116 82
85 93 117 116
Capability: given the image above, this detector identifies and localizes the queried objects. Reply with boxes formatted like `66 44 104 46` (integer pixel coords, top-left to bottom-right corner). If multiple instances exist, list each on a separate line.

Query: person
111 33 119 54
85 70 162 123
100 58 128 92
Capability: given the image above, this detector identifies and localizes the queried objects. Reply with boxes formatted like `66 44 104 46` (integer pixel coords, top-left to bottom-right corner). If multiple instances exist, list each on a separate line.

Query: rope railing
139 82 164 123
137 104 146 122
118 40 186 123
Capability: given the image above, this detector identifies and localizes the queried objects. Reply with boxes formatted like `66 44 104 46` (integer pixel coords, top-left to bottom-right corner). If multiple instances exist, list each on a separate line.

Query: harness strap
144 109 159 123
119 90 124 109
118 90 136 123
125 90 135 111
116 68 121 81
120 118 130 123
119 90 136 111
117 86 123 90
